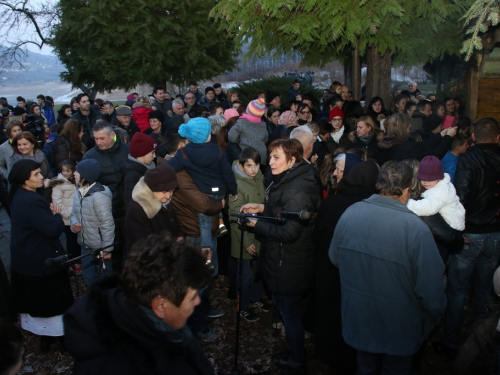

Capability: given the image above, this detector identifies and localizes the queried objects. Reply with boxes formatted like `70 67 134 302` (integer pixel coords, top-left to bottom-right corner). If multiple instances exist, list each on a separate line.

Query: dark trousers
356 350 412 375
64 226 80 259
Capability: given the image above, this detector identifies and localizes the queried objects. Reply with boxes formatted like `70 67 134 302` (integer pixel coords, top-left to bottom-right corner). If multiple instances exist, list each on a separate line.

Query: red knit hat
130 132 157 158
329 107 345 122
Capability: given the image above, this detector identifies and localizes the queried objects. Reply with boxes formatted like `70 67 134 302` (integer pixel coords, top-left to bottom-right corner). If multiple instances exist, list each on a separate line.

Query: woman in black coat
345 115 383 163
313 160 379 374
8 159 73 350
241 139 322 373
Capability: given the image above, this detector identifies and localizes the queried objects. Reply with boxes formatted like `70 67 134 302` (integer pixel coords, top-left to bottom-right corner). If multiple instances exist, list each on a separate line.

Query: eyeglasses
332 118 342 122
185 96 195 100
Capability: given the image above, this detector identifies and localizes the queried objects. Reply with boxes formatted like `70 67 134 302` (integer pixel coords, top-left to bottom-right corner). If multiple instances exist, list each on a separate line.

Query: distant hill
0 47 65 85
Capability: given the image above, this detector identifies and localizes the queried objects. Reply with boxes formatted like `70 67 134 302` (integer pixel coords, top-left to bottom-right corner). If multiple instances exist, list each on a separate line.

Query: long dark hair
59 119 85 157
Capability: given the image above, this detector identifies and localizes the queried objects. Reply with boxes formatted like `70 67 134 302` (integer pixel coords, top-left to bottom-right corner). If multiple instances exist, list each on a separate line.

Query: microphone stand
45 242 117 272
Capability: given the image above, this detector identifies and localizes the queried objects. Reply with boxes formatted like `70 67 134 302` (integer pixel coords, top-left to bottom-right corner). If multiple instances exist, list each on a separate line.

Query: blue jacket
329 194 446 356
42 102 56 125
441 151 458 183
168 143 237 196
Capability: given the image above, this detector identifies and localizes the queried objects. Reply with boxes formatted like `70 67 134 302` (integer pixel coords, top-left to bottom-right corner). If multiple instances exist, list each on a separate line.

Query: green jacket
228 161 264 259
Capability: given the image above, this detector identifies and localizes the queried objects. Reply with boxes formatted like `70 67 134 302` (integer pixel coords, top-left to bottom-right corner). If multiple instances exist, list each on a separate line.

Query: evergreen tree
51 0 237 98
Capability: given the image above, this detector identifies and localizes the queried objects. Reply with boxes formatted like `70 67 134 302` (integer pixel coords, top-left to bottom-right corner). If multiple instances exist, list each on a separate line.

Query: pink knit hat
224 108 240 122
278 111 298 126
246 98 266 119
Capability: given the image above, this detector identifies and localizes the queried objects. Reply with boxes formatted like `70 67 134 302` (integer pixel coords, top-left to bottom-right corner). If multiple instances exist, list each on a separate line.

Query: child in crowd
441 134 468 183
228 147 266 322
407 155 465 231
228 98 269 166
70 159 115 287
51 158 81 270
168 117 237 255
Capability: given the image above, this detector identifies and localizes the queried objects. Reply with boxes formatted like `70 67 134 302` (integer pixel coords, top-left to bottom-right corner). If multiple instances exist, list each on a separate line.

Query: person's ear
472 132 476 142
151 296 165 319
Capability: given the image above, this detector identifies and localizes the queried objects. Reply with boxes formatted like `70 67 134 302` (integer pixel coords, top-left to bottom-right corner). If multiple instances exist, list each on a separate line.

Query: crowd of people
0 78 500 375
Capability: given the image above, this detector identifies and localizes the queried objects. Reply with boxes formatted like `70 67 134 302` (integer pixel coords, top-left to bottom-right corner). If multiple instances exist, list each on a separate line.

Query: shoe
240 310 260 322
218 220 228 237
432 341 458 357
252 301 271 312
207 308 225 318
196 328 217 342
272 320 283 330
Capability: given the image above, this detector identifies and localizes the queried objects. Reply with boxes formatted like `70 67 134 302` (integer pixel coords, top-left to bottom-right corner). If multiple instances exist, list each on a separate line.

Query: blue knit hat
178 117 211 144
76 159 101 184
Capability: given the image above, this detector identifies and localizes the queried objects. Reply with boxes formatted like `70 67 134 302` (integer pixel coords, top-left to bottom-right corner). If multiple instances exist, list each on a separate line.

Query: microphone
277 210 311 220
44 254 68 270
229 212 260 218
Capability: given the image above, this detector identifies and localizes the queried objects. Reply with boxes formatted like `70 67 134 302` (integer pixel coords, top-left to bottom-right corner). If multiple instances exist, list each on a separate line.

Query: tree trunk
352 40 361 100
465 51 482 121
365 46 392 111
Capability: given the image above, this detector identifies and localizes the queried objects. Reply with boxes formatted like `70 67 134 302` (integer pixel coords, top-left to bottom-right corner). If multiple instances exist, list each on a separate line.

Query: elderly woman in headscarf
8 159 73 352
313 159 379 374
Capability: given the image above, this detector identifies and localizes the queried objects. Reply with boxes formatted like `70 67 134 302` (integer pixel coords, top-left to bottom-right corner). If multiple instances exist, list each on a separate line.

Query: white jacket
407 173 465 231
51 174 76 225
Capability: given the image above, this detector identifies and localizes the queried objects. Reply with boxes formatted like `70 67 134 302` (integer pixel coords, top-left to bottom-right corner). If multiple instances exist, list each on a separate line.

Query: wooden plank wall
477 78 500 123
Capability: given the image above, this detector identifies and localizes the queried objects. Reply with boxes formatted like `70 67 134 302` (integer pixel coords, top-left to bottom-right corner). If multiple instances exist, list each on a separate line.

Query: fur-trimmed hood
131 178 161 219
132 101 152 109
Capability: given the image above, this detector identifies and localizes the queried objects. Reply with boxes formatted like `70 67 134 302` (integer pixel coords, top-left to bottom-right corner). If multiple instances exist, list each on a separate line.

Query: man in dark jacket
64 234 214 375
439 118 500 352
410 100 432 132
152 86 172 117
329 161 446 374
83 122 129 269
111 105 140 142
71 93 100 149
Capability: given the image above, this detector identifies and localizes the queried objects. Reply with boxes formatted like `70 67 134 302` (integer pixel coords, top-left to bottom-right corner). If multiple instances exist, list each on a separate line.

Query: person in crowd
332 153 363 186
151 86 172 117
29 103 48 128
407 156 465 231
228 98 269 166
287 79 301 103
297 103 313 125
433 101 445 118
71 93 100 149
290 125 315 164
184 92 205 118
82 121 129 270
329 161 446 374
265 106 280 137
37 95 56 125
405 101 417 118
213 83 227 104
223 89 240 110
125 92 138 107
366 96 392 129
414 114 447 142
9 131 51 179
342 101 363 129
437 118 500 354
393 94 409 114
268 110 299 144
144 110 166 144
187 81 203 102
345 115 382 162
70 159 114 287
0 318 24 373
63 234 214 374
8 159 73 352
240 138 321 374
444 97 458 117
101 101 116 122
401 81 422 100
228 147 265 323
167 98 190 131
111 105 140 143
266 91 281 111
0 120 22 181
411 100 432 132
121 132 157 208
124 163 179 254
314 119 335 168
198 87 219 109
54 119 85 172
13 96 27 119
329 107 349 149
378 113 455 163
57 104 72 124
340 85 350 101
51 158 80 261
132 96 153 133
440 134 468 182
169 118 237 257
314 160 378 374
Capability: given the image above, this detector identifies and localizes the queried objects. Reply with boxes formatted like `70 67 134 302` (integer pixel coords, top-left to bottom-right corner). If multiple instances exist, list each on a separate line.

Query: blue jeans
272 293 305 366
185 235 219 278
229 257 263 311
442 232 500 348
81 246 113 288
197 194 223 250
356 350 412 375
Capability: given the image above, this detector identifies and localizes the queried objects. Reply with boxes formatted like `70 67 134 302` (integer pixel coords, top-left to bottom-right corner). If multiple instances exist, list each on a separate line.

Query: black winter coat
345 131 382 163
420 213 464 262
83 138 129 219
71 109 100 149
120 157 151 209
254 162 322 296
64 276 214 375
378 135 452 164
454 143 500 234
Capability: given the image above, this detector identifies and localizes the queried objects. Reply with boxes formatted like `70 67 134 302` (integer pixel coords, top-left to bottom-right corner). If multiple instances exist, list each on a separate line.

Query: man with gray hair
290 124 314 159
329 161 446 374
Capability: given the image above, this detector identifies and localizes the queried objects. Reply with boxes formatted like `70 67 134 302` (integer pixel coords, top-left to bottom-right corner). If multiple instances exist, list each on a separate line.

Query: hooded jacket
51 174 76 225
228 118 269 165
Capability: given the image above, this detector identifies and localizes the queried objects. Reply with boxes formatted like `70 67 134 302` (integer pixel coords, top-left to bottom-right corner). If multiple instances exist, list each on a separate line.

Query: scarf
357 132 374 145
331 126 345 144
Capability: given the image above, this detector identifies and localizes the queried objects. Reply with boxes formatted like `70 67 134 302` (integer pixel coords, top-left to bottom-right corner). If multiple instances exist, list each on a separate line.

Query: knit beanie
266 91 280 104
224 108 240 122
144 164 179 192
278 111 298 127
149 110 165 124
130 132 157 158
178 117 211 143
423 114 443 132
205 87 215 95
329 107 345 122
246 98 266 119
76 159 101 184
417 156 444 181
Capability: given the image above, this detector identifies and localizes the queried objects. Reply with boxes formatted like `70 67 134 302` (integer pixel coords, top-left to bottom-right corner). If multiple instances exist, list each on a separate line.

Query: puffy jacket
83 138 129 219
454 143 500 233
132 104 152 133
254 162 322 295
51 175 76 225
228 118 269 165
0 140 14 179
70 183 115 251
